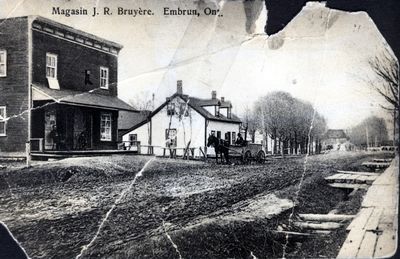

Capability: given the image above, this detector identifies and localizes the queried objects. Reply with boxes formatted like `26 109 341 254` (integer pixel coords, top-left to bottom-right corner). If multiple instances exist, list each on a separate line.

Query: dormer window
167 102 175 116
215 105 220 117
46 53 57 78
0 50 7 77
100 66 109 89
179 103 189 117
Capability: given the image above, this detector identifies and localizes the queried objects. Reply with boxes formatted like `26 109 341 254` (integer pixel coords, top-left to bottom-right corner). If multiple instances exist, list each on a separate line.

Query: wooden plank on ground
337 170 379 176
380 208 396 224
374 230 397 258
372 158 393 163
337 228 366 258
362 162 391 168
346 208 374 231
328 183 369 190
355 175 377 184
373 176 393 185
373 168 396 185
362 185 394 208
293 221 342 230
299 214 355 222
366 175 379 181
325 174 349 182
273 230 310 237
324 175 338 181
342 174 361 183
365 175 378 184
357 231 378 258
377 222 394 232
364 208 383 231
355 175 369 184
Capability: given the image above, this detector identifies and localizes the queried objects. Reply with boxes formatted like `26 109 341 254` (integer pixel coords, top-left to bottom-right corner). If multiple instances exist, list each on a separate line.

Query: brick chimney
211 90 217 100
177 80 183 94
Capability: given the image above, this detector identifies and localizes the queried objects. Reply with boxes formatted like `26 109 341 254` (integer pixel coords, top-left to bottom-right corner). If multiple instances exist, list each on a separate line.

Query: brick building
0 16 135 155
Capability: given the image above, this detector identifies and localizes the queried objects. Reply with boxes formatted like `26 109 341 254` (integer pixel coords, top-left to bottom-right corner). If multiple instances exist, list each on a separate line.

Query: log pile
280 214 355 236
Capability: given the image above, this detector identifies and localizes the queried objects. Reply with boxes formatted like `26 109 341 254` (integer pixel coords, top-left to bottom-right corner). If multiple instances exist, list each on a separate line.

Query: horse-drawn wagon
229 143 266 164
207 134 265 164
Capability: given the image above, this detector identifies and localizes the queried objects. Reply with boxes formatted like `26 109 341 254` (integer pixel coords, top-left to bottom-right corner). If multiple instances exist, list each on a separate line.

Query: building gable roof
184 96 241 123
123 93 242 134
324 129 348 139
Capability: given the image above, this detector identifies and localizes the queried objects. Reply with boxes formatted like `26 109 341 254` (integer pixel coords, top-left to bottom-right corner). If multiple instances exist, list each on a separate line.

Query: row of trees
245 91 327 155
347 116 389 147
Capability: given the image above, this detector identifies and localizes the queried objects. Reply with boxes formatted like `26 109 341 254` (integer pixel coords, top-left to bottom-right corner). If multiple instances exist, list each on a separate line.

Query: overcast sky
0 0 395 131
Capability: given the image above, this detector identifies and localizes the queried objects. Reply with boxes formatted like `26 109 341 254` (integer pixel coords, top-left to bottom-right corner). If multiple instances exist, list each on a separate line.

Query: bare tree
348 116 389 148
128 92 154 112
369 48 399 146
243 106 258 143
369 49 399 110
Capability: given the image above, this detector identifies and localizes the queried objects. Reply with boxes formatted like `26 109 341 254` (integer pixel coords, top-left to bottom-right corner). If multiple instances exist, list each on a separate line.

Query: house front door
73 109 93 150
165 128 177 147
44 109 57 150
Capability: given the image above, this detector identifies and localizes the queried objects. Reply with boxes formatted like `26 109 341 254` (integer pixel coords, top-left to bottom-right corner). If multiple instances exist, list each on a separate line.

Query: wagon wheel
256 150 266 164
242 150 252 164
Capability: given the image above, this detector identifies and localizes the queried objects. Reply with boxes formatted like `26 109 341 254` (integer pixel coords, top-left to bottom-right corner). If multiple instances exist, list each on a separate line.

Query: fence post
25 142 31 167
39 138 43 152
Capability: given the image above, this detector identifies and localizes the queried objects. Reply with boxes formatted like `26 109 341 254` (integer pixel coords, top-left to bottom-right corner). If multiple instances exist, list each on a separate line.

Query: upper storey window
46 53 57 78
0 50 6 77
100 66 109 89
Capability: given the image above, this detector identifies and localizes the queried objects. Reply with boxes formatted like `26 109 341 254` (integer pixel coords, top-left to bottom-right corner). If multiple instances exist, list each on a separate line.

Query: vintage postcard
0 0 398 258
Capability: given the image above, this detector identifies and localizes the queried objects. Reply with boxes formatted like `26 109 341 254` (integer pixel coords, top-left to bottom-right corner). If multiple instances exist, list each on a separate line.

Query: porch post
25 142 31 166
27 17 34 166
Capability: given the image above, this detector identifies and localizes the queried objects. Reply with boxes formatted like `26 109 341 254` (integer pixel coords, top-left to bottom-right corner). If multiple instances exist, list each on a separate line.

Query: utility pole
366 126 369 150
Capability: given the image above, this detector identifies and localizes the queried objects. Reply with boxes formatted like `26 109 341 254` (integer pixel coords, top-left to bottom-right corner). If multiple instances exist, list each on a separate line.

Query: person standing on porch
49 125 59 150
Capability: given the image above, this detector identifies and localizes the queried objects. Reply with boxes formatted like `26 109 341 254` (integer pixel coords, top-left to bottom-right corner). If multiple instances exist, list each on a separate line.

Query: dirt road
0 152 390 258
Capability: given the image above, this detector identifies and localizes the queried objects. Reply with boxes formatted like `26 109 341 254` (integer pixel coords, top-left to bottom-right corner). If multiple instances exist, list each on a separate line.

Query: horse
207 135 230 164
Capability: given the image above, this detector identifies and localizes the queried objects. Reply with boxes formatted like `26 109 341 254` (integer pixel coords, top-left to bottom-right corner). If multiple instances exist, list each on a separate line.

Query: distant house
122 81 242 157
322 129 349 151
0 16 135 155
248 129 274 154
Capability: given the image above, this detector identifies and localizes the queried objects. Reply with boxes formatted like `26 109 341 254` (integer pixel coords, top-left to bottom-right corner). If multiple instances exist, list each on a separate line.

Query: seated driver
235 133 245 146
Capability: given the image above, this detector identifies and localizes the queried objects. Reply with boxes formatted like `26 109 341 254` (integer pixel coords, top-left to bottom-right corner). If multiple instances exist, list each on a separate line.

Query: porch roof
32 84 136 111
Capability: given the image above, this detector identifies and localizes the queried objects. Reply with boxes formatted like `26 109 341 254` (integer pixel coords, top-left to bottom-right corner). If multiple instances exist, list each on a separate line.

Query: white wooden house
249 129 274 154
122 81 242 157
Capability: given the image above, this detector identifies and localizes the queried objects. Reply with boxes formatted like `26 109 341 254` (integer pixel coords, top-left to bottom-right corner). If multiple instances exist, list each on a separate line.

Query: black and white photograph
0 0 399 258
